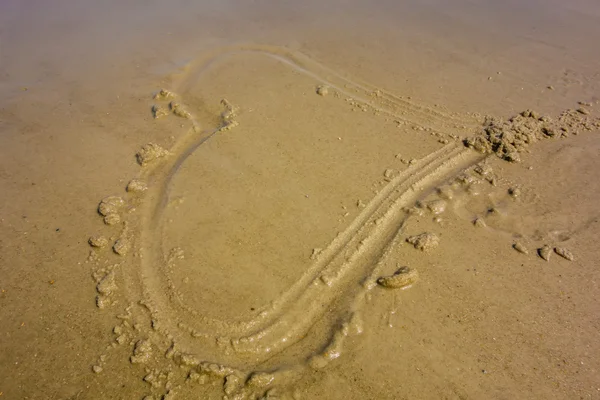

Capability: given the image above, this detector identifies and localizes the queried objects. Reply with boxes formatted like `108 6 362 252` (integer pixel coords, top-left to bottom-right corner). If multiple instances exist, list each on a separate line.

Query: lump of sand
464 108 598 163
88 235 108 248
126 179 147 193
152 104 169 119
554 247 574 261
98 196 124 216
130 339 153 364
96 272 117 296
538 245 552 261
153 89 175 101
406 232 440 251
218 99 239 132
169 102 191 119
377 267 419 289
103 213 121 226
113 238 130 256
316 85 329 96
426 199 447 215
513 241 529 254
136 143 169 166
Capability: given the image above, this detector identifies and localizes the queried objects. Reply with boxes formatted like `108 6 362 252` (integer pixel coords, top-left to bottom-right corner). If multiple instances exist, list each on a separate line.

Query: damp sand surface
1 1 600 399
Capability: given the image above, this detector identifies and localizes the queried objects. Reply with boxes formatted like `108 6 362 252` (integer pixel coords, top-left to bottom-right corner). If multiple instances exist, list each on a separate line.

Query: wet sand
1 1 600 399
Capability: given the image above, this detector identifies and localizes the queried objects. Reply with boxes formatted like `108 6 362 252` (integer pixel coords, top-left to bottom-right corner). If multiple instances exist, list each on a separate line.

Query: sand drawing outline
125 44 484 370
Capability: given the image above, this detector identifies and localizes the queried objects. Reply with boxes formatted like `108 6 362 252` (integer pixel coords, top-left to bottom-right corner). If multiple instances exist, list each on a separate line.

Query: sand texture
1 1 600 399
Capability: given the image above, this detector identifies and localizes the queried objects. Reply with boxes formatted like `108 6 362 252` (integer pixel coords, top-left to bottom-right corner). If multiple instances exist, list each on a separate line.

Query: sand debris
406 232 439 251
437 186 454 200
577 107 590 115
98 196 124 216
472 217 487 228
538 245 552 261
464 107 598 162
169 101 192 119
88 235 108 248
136 143 169 166
130 339 153 364
474 163 493 177
513 242 529 254
247 372 276 389
113 238 130 256
96 272 117 296
426 199 447 215
95 270 117 309
224 373 243 395
218 99 239 132
310 248 323 260
126 179 148 193
316 85 329 96
103 213 121 226
377 267 419 289
554 247 574 261
508 187 521 198
151 104 169 119
153 89 175 101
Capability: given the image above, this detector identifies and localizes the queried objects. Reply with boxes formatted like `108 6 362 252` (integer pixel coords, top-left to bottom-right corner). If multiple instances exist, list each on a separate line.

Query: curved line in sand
136 45 484 367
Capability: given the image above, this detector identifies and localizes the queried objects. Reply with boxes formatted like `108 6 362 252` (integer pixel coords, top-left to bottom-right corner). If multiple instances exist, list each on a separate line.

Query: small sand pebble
136 143 169 166
170 101 191 118
577 107 590 115
377 267 419 289
316 85 329 96
153 89 175 100
538 245 552 261
130 339 153 364
246 372 276 389
88 235 108 248
126 179 148 193
98 196 124 216
103 213 121 226
406 232 439 251
224 374 242 395
426 199 447 215
508 187 521 198
513 242 528 254
96 295 109 309
473 217 486 228
554 247 574 261
163 390 176 400
310 248 322 260
152 104 169 119
97 272 117 296
113 238 130 256
92 365 103 374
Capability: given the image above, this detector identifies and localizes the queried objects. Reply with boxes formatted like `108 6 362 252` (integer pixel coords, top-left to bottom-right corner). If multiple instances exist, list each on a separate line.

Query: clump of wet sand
377 267 419 289
464 109 599 162
136 143 169 166
406 232 440 251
